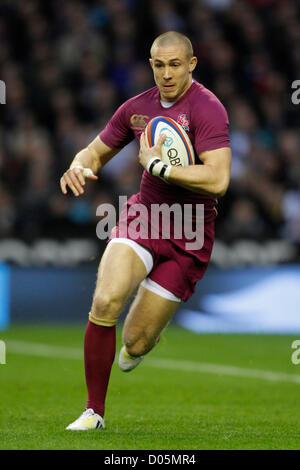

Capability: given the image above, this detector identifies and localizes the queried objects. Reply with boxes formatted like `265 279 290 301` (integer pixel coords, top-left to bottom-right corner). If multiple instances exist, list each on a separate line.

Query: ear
189 56 197 73
149 58 153 69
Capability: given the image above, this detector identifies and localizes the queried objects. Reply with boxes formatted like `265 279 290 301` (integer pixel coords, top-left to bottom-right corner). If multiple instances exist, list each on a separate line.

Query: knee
91 292 124 326
123 331 154 357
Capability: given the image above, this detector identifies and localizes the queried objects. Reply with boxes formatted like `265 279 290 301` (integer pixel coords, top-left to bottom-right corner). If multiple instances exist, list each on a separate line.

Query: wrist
146 157 171 180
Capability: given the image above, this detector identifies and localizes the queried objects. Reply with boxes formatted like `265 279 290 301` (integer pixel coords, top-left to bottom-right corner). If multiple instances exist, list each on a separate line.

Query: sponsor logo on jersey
130 114 149 129
177 113 189 131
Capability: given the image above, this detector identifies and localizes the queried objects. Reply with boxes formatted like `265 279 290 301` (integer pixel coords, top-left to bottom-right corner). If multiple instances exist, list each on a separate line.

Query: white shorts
108 238 181 302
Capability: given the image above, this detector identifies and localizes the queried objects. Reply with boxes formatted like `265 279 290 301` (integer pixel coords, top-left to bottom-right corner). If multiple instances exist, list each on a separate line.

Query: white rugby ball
144 116 195 167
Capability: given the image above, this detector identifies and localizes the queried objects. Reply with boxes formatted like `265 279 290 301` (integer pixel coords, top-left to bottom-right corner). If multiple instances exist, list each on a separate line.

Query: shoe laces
81 408 96 418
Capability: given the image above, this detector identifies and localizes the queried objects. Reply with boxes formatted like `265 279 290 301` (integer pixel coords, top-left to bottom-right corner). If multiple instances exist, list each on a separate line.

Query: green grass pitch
1 324 300 450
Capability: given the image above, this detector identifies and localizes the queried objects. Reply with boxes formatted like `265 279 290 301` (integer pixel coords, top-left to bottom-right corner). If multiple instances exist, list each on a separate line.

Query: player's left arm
138 132 232 197
165 95 232 197
167 146 232 197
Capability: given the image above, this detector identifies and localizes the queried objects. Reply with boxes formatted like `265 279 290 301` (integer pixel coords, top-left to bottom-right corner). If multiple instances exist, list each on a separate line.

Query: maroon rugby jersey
99 80 230 222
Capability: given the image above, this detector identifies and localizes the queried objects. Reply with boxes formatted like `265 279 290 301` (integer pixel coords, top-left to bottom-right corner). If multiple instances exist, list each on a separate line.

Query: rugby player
61 31 231 431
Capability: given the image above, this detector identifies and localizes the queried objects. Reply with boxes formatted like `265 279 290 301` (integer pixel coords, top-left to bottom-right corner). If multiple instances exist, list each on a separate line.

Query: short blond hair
150 31 194 59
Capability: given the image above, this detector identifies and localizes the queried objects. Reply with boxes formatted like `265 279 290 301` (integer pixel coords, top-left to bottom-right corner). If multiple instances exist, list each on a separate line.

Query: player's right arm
60 136 119 197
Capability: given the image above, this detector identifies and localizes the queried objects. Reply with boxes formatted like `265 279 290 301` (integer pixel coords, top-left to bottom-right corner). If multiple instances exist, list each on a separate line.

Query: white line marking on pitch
6 340 300 384
146 358 300 384
6 340 82 360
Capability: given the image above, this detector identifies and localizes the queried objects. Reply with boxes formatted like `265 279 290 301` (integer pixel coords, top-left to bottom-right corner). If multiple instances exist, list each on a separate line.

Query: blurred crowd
0 0 300 243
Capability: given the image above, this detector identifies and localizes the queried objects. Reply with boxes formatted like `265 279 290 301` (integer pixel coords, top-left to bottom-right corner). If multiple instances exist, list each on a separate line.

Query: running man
61 31 231 431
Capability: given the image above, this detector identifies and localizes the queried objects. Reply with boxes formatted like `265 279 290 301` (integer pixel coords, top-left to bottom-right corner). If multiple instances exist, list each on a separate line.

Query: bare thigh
122 285 180 356
90 242 148 325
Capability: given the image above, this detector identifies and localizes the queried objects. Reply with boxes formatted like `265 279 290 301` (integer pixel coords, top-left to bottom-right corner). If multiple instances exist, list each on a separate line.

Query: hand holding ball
144 116 195 167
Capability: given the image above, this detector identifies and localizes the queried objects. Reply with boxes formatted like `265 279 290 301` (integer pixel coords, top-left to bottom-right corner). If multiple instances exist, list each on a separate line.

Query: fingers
156 133 166 148
75 167 86 186
60 177 67 195
82 168 98 180
140 132 146 150
138 131 166 170
140 132 165 148
60 167 92 196
86 174 99 180
62 173 82 196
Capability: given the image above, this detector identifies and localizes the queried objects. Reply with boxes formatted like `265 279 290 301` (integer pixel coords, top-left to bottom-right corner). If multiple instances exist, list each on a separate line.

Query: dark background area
0 0 300 247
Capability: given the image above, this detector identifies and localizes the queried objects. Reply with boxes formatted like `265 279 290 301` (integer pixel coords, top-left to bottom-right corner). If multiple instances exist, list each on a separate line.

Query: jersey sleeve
193 94 230 155
99 100 134 150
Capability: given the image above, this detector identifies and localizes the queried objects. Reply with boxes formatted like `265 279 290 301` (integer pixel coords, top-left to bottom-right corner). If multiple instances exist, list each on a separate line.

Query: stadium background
0 0 300 332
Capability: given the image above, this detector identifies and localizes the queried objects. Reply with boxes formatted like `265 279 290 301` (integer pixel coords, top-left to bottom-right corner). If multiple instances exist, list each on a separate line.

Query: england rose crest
177 113 190 131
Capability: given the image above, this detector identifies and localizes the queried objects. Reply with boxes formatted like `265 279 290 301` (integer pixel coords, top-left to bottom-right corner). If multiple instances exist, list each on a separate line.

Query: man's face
150 43 197 102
